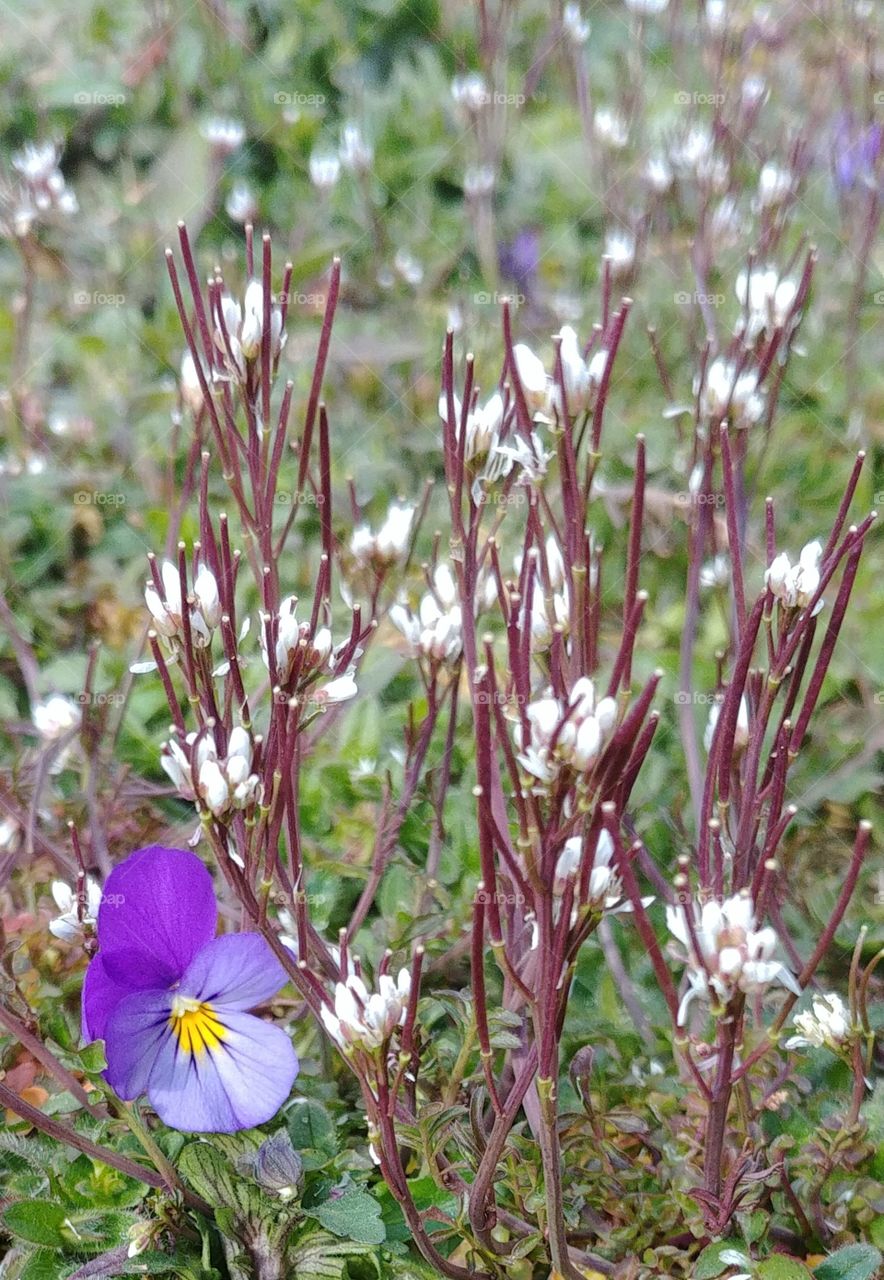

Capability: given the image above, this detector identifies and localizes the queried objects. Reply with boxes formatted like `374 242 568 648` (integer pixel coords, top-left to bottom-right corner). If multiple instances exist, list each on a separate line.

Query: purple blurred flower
82 845 298 1132
833 114 882 192
499 226 541 297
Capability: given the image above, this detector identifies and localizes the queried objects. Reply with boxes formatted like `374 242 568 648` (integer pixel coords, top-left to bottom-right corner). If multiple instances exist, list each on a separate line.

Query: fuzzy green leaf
311 1188 386 1245
814 1245 884 1280
2 1201 68 1247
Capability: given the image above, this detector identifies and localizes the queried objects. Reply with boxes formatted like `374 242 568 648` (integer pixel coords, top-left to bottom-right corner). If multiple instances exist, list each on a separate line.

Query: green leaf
20 1250 64 1280
288 1227 381 1279
695 1240 750 1279
287 1100 338 1156
814 1245 884 1280
2 1201 68 1247
756 1259 815 1280
312 1188 386 1245
77 1041 108 1074
178 1143 238 1210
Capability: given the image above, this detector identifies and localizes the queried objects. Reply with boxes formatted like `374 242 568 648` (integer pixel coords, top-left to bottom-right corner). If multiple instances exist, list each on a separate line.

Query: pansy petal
82 953 140 1043
147 1010 298 1132
97 846 217 989
103 989 175 1100
180 934 290 1011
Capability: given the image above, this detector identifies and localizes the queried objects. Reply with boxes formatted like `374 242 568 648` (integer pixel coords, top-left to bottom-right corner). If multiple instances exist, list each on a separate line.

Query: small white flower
451 73 489 113
512 344 550 414
703 694 749 753
786 992 851 1051
11 141 78 224
215 281 285 378
514 679 617 782
440 390 506 463
554 327 606 415
765 540 823 611
756 162 793 209
624 0 669 12
736 266 799 340
0 815 22 854
180 350 205 415
49 877 102 941
700 554 730 589
350 502 414 569
339 123 373 172
317 670 359 704
201 118 245 154
698 357 765 427
309 152 342 191
604 229 636 278
494 432 554 486
321 968 411 1050
391 566 463 667
645 154 673 192
593 108 629 149
32 694 81 742
669 125 728 189
464 164 496 199
146 560 221 648
225 181 257 224
562 2 591 42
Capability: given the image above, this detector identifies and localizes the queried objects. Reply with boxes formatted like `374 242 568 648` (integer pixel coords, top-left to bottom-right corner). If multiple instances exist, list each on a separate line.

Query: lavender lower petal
146 1010 298 1133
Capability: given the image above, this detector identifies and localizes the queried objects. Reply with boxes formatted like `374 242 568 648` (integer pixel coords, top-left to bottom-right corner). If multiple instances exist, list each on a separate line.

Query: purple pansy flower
82 845 298 1133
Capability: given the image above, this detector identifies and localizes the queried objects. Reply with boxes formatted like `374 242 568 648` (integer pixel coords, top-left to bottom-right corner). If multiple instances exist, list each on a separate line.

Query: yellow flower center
169 994 226 1056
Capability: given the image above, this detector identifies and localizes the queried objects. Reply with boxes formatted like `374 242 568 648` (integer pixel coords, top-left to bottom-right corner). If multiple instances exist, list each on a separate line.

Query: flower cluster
215 281 286 380
765 540 823 612
162 727 261 822
518 537 570 651
261 595 358 704
736 265 799 341
698 357 765 427
350 501 414 570
6 141 78 237
554 829 623 909
785 993 852 1053
666 893 800 1022
146 560 221 649
390 564 463 666
321 967 411 1051
515 677 618 783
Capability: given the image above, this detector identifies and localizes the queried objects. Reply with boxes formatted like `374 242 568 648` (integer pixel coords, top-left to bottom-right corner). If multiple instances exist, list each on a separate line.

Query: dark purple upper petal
179 934 290 1011
96 846 217 989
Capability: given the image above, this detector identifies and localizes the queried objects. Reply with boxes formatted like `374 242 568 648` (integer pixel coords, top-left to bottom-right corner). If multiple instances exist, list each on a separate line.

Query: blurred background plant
0 0 882 1277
